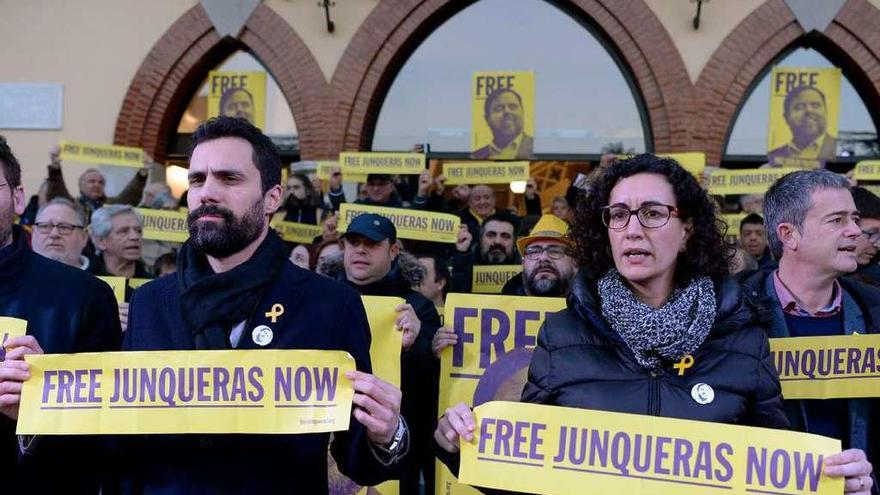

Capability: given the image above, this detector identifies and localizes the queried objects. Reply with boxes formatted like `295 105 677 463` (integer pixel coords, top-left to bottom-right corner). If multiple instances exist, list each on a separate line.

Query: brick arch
694 0 880 164
321 0 693 158
113 3 327 162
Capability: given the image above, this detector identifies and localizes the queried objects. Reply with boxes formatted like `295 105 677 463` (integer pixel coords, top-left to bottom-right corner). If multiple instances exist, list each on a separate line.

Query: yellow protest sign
471 265 522 294
271 219 323 244
853 160 880 181
0 317 28 362
98 276 126 304
206 71 266 129
338 152 425 176
128 278 151 290
720 213 748 242
443 162 530 185
770 334 880 399
708 168 800 196
59 141 144 168
338 204 459 244
472 71 535 160
329 296 403 495
17 350 355 435
661 152 705 176
437 294 566 495
137 208 189 243
459 401 842 495
767 67 841 169
316 160 368 184
862 185 880 198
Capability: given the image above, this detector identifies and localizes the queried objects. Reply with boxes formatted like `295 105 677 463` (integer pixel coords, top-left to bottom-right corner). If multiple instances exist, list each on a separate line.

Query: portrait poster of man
471 71 534 160
206 70 267 129
767 66 841 169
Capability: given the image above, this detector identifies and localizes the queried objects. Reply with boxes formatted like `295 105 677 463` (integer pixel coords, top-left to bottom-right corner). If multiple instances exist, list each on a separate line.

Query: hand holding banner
17 350 355 435
0 317 28 362
459 401 842 495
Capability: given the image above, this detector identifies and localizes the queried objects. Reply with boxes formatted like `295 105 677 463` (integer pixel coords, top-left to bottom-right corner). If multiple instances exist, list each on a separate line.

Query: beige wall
646 0 766 83
265 0 378 82
1 0 195 199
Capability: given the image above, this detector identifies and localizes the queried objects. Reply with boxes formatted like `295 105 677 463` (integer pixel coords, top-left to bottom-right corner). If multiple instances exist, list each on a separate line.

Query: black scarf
176 229 288 349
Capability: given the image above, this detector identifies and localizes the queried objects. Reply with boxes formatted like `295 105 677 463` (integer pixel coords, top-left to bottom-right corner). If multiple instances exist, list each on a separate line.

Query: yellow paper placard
720 213 748 241
316 160 368 184
471 265 522 294
128 278 151 290
853 160 880 181
708 168 800 196
271 219 323 244
472 71 535 159
767 67 841 169
137 208 189 243
862 185 880 198
770 334 880 399
59 141 144 168
437 294 566 495
330 296 403 495
206 71 266 129
661 152 706 176
97 276 126 304
460 401 842 495
0 317 28 362
17 350 355 435
338 204 459 244
443 162 530 185
338 152 425 176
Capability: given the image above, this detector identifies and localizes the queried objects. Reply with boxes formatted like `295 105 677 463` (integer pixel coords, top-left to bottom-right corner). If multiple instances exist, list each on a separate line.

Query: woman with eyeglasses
434 154 788 468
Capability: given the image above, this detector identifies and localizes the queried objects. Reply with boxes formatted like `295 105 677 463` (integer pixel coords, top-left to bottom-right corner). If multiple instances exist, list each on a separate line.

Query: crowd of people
0 115 877 494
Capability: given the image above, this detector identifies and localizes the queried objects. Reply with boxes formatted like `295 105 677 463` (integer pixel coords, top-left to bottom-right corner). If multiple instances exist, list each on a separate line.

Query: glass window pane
372 0 646 154
726 48 877 158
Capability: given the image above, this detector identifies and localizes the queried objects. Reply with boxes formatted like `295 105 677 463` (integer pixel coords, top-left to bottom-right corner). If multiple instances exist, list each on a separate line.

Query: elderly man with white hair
87 204 152 279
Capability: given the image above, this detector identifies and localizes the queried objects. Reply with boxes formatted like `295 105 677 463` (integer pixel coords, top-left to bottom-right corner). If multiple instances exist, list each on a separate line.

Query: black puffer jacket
522 272 789 426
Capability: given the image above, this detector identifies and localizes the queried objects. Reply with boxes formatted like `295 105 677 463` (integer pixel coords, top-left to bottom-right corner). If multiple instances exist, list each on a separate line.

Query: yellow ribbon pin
265 304 285 323
673 355 695 376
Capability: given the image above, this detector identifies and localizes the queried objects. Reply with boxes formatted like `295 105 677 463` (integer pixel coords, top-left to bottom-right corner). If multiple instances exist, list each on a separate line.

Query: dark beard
188 201 265 258
525 263 567 297
483 243 511 264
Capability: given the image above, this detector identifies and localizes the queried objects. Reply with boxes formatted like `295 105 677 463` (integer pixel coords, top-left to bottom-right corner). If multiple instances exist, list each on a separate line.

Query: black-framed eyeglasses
523 245 572 260
601 204 679 230
33 222 84 235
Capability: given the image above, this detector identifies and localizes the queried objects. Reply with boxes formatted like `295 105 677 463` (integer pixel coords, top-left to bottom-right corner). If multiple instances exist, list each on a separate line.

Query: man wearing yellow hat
502 214 578 296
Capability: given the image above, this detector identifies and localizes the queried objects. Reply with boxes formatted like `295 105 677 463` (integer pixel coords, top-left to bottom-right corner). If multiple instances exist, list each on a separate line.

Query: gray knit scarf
598 269 717 372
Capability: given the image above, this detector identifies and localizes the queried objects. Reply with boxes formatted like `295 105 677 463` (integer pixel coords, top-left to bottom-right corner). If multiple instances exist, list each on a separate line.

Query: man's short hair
739 213 764 233
90 204 143 240
189 116 281 194
763 169 849 258
783 85 826 117
480 212 516 237
0 135 21 189
483 87 523 117
37 198 88 227
850 186 880 220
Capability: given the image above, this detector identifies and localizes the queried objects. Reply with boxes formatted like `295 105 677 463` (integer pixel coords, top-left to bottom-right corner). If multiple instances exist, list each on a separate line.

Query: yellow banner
437 294 566 495
443 162 530 185
137 208 189 243
338 204 459 244
271 219 323 244
471 265 522 294
459 401 842 495
616 153 705 177
862 185 880 199
17 350 354 435
97 276 126 304
206 71 266 129
317 160 368 184
472 71 535 160
329 296 403 495
129 278 151 290
770 334 880 399
767 67 841 169
0 317 28 362
339 152 425 176
720 213 748 242
853 160 880 181
708 168 800 196
59 141 144 168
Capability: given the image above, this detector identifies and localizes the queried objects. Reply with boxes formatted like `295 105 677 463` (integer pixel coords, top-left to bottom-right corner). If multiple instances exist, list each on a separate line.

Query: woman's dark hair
572 153 730 284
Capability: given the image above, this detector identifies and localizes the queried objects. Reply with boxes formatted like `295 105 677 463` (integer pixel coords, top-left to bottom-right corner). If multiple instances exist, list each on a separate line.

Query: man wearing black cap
356 174 403 208
338 213 442 495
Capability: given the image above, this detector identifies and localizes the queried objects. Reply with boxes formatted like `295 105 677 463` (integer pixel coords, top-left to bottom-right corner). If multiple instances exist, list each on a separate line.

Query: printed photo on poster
767 67 841 169
471 71 534 160
207 71 267 129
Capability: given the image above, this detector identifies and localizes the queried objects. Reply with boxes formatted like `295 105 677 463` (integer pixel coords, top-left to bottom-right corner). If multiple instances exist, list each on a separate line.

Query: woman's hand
434 402 475 453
